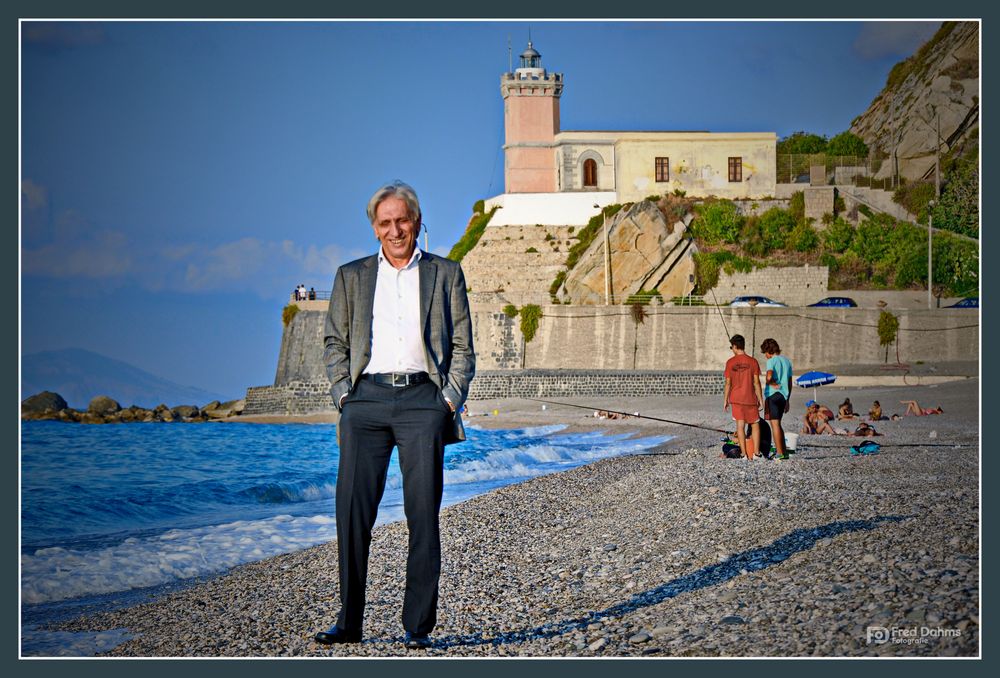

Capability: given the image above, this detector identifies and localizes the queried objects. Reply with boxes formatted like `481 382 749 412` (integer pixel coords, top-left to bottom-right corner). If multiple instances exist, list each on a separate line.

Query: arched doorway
583 158 598 188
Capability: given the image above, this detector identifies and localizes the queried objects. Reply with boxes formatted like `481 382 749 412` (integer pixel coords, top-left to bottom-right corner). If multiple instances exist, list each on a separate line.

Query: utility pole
890 92 897 189
935 113 942 199
927 200 935 310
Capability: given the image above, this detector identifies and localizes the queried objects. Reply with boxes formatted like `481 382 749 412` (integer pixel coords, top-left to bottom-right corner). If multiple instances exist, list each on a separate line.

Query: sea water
20 420 670 655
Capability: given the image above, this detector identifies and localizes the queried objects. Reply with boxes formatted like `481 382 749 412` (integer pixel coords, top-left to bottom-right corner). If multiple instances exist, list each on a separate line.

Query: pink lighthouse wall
501 42 563 193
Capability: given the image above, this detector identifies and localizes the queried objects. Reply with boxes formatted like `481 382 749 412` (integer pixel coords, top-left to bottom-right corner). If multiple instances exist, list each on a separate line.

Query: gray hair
366 180 421 225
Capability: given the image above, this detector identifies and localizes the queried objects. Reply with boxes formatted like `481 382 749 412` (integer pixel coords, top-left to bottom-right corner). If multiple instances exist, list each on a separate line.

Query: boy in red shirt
723 334 764 459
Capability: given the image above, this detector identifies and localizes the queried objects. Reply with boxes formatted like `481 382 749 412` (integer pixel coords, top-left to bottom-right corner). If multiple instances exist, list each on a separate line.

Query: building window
655 157 669 182
728 157 743 182
583 158 597 187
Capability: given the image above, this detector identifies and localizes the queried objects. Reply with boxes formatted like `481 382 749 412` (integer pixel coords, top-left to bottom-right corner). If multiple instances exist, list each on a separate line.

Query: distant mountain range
21 348 230 409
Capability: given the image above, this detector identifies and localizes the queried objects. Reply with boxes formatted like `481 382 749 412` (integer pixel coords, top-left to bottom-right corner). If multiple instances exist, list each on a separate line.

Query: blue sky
20 20 940 399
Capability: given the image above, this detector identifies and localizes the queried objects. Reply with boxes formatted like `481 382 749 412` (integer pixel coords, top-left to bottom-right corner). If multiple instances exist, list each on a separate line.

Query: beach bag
850 440 881 456
722 441 743 458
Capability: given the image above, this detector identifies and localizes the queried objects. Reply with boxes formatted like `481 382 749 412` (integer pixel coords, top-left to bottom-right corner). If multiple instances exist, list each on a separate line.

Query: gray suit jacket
322 251 475 444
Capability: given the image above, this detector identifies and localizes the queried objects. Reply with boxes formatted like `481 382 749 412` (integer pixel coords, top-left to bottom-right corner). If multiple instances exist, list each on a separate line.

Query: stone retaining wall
705 265 829 306
244 381 335 416
244 371 725 415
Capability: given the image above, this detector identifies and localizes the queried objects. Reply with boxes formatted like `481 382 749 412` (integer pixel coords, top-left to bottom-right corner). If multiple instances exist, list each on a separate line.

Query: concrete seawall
272 305 978 381
248 304 978 414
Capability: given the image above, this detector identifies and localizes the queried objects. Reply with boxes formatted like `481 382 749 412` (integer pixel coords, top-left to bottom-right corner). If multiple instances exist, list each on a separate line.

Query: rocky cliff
557 201 697 305
850 21 978 182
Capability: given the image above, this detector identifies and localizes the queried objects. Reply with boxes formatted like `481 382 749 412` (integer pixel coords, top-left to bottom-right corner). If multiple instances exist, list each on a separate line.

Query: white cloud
22 229 133 279
23 231 346 300
853 22 942 60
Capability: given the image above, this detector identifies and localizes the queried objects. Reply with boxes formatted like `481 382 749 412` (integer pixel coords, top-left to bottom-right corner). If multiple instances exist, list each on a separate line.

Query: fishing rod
524 398 972 451
708 287 731 340
524 397 731 434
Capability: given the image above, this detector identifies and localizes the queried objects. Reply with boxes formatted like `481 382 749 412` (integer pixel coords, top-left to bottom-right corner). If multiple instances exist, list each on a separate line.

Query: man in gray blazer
314 181 475 650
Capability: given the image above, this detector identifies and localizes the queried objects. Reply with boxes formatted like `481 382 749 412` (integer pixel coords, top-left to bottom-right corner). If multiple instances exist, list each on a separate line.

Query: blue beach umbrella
795 371 837 402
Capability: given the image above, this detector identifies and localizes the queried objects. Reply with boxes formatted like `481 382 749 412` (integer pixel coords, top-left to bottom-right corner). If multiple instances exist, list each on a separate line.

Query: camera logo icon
866 626 891 644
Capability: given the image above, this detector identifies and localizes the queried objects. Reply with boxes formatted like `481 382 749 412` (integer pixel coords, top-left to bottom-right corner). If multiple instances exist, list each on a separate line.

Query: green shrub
644 194 662 203
849 213 895 263
740 216 767 257
777 131 828 155
672 188 687 197
878 311 899 362
888 222 929 288
893 180 936 222
525 247 538 253
519 304 543 343
932 160 979 238
549 270 567 302
822 217 855 253
789 221 819 252
282 304 300 327
932 232 979 295
819 252 840 272
788 191 805 223
502 304 518 318
562 204 623 272
826 131 869 157
691 199 742 244
758 207 796 251
448 207 498 262
472 199 485 214
692 251 754 293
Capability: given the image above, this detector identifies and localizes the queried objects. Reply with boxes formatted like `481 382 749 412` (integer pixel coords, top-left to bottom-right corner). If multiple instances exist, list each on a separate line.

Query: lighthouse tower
501 40 563 193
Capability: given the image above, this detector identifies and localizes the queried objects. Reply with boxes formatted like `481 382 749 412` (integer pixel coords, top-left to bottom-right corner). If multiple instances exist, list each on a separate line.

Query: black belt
362 372 430 387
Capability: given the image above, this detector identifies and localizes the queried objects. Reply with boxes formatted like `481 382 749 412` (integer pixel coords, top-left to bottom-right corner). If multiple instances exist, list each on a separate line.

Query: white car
729 295 787 307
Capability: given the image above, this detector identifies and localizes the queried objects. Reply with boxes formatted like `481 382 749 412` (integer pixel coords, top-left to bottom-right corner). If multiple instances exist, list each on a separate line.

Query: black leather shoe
404 632 432 650
314 625 362 644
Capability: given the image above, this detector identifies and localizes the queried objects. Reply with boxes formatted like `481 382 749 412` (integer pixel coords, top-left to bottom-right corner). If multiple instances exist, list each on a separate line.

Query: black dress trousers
335 378 451 634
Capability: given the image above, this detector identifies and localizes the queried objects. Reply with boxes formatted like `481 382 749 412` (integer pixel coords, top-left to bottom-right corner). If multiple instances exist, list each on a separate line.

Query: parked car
946 297 979 308
729 295 787 307
808 296 858 308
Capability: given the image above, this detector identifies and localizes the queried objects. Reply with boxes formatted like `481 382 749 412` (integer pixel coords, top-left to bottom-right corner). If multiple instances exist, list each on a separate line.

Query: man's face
373 196 419 267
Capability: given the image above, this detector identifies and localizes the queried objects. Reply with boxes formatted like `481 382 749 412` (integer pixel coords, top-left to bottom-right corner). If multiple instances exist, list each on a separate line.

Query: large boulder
203 399 246 420
88 395 121 415
560 201 697 304
172 405 201 419
21 391 68 418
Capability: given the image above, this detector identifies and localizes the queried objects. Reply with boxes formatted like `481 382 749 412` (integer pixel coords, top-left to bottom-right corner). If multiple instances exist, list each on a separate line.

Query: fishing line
524 397 731 434
524 398 971 452
708 287 731 339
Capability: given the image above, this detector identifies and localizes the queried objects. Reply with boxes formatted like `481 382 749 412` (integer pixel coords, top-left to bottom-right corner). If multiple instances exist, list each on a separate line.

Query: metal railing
776 154 893 189
290 290 331 303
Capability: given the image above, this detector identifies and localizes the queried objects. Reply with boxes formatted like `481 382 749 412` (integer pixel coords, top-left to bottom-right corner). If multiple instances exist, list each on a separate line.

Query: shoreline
49 379 979 657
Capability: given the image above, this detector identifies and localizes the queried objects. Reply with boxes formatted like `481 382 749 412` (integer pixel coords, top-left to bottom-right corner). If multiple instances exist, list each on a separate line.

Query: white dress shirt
363 247 427 376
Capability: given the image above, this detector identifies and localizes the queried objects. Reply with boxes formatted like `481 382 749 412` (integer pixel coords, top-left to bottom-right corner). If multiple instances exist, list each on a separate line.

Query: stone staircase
461 224 577 306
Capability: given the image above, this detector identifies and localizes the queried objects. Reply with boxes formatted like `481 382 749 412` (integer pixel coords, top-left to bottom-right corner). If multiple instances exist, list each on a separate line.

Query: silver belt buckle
393 373 406 387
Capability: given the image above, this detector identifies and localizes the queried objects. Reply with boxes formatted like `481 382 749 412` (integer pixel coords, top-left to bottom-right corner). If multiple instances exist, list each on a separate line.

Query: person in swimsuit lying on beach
900 400 944 416
849 422 881 437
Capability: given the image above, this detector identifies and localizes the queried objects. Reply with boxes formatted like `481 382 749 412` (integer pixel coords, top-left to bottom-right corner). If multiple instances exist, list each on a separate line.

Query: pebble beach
54 376 979 658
